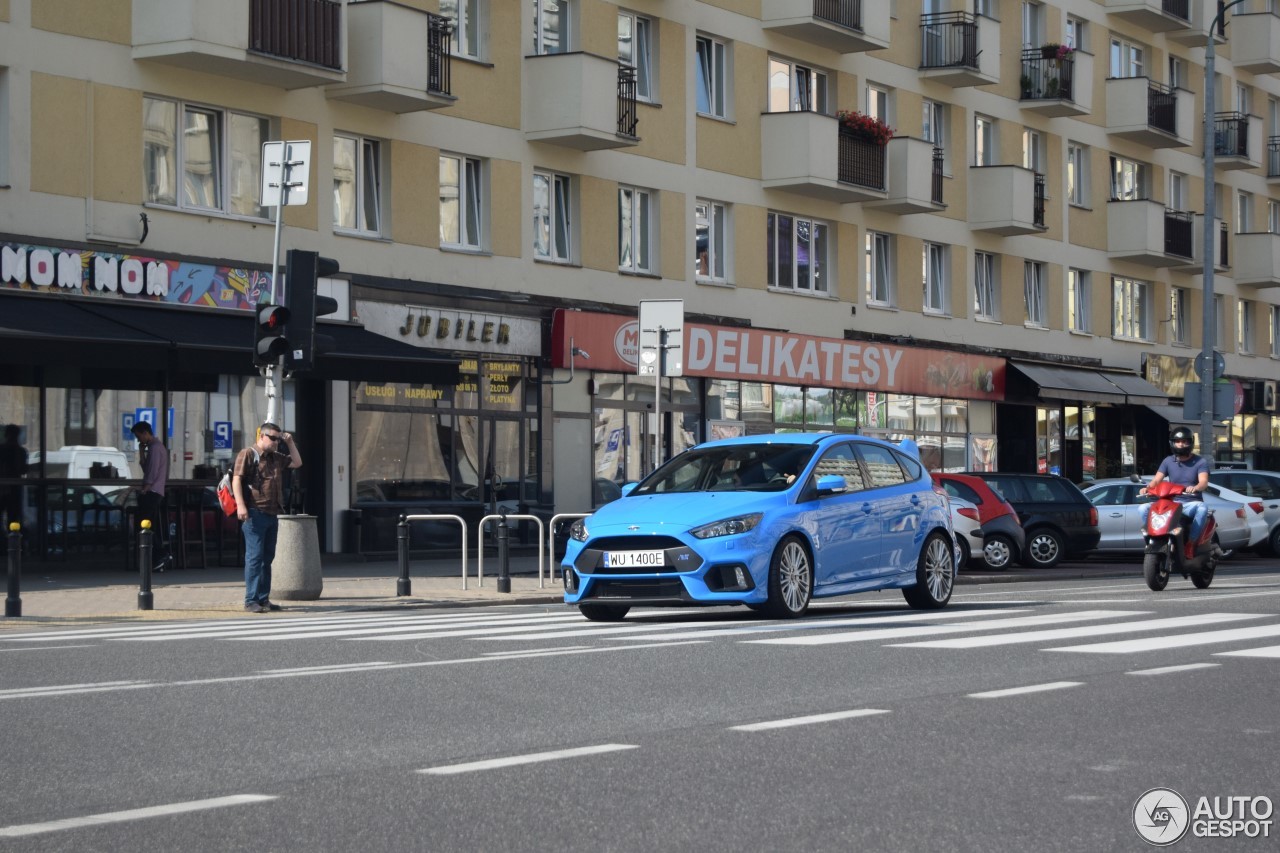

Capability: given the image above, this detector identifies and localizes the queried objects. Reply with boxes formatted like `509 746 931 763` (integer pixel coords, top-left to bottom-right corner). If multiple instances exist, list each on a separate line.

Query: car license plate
602 550 665 569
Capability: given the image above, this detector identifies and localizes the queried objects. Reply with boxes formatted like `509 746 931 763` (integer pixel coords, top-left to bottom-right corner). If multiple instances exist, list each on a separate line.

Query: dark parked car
932 472 1026 570
965 472 1099 568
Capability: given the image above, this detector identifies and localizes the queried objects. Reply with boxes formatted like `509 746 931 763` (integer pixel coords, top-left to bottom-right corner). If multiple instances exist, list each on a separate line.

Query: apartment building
1 0 1279 560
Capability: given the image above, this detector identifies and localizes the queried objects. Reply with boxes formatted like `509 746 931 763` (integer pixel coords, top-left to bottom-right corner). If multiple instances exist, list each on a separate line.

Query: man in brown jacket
232 421 301 612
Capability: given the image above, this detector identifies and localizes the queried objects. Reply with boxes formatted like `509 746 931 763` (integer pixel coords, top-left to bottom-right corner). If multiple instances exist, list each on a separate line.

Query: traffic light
285 249 341 372
253 301 292 368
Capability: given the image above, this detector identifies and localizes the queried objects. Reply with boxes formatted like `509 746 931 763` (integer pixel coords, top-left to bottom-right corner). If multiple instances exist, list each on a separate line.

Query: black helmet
1170 426 1195 457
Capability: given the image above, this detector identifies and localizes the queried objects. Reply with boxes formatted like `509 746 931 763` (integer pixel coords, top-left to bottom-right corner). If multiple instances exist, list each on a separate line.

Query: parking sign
213 422 233 450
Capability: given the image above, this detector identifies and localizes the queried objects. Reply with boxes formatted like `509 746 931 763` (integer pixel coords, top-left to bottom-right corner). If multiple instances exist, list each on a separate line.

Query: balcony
1213 113 1261 172
327 3 455 113
919 12 999 88
866 138 945 215
1103 0 1193 33
1019 48 1092 117
132 0 346 89
1166 0 1229 45
761 0 889 53
1107 200 1195 267
523 53 640 150
761 112 887 202
1233 232 1280 287
1106 78 1192 149
1230 12 1280 74
1173 217 1228 273
967 166 1046 235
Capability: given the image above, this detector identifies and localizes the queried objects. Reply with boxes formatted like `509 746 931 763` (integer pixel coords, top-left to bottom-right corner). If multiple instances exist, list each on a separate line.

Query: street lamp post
1201 0 1249 467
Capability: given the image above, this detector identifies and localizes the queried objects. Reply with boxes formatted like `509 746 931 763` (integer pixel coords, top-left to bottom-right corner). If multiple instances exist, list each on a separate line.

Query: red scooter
1140 480 1219 591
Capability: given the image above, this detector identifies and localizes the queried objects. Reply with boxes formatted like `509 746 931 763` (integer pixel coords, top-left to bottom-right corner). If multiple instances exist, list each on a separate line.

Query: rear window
980 476 1027 502
941 479 982 504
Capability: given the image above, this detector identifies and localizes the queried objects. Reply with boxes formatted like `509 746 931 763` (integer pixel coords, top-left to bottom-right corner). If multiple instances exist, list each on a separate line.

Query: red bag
216 472 237 517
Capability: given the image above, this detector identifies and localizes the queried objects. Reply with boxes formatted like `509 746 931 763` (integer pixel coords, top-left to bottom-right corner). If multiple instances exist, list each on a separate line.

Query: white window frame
1239 299 1254 354
1112 276 1151 341
1110 38 1145 79
923 242 950 315
619 185 653 274
143 96 271 220
975 116 995 166
1170 171 1187 211
533 168 573 263
333 133 383 235
974 252 998 321
695 34 728 118
439 153 483 250
768 57 828 114
1024 261 1047 327
1236 82 1251 115
618 10 653 101
1172 286 1190 345
1110 156 1148 201
1269 200 1280 234
1238 190 1253 233
866 83 889 123
442 0 484 60
1216 293 1227 348
695 198 728 282
1272 305 1280 357
1067 143 1087 206
1021 1 1044 49
767 212 830 294
1169 56 1186 90
922 100 947 170
865 231 894 307
534 0 570 55
1022 129 1044 172
1066 17 1086 52
1068 269 1091 333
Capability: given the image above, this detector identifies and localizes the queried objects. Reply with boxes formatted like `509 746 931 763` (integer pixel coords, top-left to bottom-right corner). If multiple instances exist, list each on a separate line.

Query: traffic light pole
263 150 305 426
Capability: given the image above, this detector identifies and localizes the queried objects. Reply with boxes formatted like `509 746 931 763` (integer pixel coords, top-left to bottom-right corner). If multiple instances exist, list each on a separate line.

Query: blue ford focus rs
562 433 956 622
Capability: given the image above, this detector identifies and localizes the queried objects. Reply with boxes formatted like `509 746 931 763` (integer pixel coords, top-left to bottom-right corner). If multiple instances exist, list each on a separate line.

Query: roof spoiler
898 438 921 459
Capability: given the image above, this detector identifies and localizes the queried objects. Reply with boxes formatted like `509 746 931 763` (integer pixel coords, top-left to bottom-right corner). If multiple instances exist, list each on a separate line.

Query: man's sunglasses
263 433 281 442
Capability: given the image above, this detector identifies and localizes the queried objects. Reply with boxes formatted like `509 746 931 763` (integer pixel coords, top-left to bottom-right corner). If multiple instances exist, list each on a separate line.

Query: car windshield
633 444 816 495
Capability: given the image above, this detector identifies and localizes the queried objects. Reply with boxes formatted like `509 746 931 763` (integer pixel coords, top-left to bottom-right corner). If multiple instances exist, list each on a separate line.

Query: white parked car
948 495 984 569
1208 469 1280 555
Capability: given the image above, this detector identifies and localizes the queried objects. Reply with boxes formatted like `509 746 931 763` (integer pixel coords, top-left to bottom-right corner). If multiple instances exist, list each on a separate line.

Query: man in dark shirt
232 422 302 613
0 424 28 529
131 421 170 571
1140 426 1211 543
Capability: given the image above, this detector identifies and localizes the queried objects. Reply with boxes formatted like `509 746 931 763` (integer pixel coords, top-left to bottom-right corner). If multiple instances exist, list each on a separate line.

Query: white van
29 446 138 485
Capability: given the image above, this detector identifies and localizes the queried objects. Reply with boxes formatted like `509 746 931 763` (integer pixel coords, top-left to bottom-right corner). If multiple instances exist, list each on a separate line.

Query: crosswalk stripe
1127 663 1221 675
746 610 1144 646
968 682 1082 699
1046 623 1280 654
729 709 890 732
418 744 638 776
222 614 589 642
1214 644 1280 659
120 612 587 643
889 613 1263 649
0 795 278 838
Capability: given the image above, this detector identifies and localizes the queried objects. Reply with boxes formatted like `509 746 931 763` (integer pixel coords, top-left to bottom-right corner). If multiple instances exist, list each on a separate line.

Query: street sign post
638 300 684 473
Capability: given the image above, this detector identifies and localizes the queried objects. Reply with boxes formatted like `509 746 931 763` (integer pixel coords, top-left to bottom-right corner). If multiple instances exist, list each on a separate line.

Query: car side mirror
620 482 638 497
815 474 847 496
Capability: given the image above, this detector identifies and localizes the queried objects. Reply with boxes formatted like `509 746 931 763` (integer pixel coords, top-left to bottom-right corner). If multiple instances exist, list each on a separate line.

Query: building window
1169 56 1186 90
768 57 828 114
1024 261 1046 327
1110 156 1148 201
1110 38 1145 78
1021 1 1043 48
1066 16 1086 52
533 169 572 262
1238 190 1253 233
923 242 949 315
865 231 893 307
1239 300 1254 354
1170 171 1187 211
767 213 829 293
1068 269 1091 333
441 0 483 59
975 116 995 166
974 252 998 321
1022 129 1044 172
695 35 728 118
1216 294 1227 348
333 134 382 234
1269 201 1280 233
1272 305 1280 357
619 186 652 274
1067 143 1087 206
695 199 727 281
0 68 9 188
866 84 889 123
922 100 947 169
143 97 270 219
534 0 570 54
1171 286 1190 344
618 11 653 101
1112 276 1151 341
439 154 483 250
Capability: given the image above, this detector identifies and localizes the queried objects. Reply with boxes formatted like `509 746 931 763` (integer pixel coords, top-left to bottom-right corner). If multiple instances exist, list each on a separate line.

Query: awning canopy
1008 361 1168 406
1144 404 1198 427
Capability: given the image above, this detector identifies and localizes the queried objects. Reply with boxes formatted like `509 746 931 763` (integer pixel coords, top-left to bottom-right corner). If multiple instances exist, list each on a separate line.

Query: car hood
584 491 783 536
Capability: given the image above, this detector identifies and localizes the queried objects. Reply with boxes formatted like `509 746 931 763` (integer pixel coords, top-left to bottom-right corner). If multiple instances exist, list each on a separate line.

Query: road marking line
749 610 1144 646
0 680 150 699
1215 644 1280 659
122 613 587 643
891 613 1261 649
418 744 637 775
0 645 97 652
480 646 591 656
258 662 396 675
969 682 1083 699
1127 663 1221 675
225 615 589 642
1047 623 1280 654
0 794 277 838
730 709 890 732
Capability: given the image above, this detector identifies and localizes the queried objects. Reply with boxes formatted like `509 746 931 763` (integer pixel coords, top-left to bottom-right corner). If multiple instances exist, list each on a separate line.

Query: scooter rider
1139 426 1211 543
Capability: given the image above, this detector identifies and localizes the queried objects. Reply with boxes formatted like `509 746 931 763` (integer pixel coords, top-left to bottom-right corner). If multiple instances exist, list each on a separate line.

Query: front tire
982 534 1016 571
1022 528 1065 569
579 603 630 622
1143 552 1169 591
903 532 954 610
763 536 812 618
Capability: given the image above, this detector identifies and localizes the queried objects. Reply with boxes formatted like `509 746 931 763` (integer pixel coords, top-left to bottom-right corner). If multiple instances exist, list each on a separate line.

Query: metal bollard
138 519 154 611
496 511 511 594
396 515 411 597
5 522 21 618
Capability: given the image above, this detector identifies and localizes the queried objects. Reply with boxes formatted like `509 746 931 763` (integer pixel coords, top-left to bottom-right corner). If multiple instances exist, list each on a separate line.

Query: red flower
837 110 895 145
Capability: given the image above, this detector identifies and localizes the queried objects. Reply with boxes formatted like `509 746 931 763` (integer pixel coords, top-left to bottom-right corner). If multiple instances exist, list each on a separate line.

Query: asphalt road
2 557 1279 852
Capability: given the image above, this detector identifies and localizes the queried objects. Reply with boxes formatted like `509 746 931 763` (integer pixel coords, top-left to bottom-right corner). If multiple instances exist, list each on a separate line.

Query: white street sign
261 140 312 207
638 299 684 377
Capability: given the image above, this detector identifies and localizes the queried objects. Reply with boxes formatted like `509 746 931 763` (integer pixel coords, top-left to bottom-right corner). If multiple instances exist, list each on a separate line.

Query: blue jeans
1142 500 1207 542
243 507 279 605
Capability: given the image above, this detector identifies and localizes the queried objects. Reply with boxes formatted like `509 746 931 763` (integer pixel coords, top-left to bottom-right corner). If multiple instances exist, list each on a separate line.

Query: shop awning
1009 361 1168 407
1097 371 1167 406
1144 404 1198 427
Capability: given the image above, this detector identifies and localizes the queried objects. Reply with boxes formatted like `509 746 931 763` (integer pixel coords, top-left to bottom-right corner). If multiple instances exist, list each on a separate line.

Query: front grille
575 544 704 574
585 579 687 600
588 535 685 551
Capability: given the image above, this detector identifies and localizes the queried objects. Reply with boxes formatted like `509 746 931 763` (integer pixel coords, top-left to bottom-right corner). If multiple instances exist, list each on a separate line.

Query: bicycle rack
401 514 469 590
476 514 544 588
547 512 590 591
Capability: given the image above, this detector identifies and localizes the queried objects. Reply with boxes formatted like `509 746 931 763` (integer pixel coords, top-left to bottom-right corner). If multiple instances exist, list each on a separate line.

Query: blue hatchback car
562 433 956 621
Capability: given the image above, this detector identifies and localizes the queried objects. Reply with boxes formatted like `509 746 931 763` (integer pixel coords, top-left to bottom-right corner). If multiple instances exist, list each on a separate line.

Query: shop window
773 385 804 427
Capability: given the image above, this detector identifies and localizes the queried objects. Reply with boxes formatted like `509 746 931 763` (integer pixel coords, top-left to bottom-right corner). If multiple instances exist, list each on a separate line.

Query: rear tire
1270 526 1280 557
1191 564 1215 589
1022 528 1064 569
903 532 954 610
982 534 1015 571
1143 552 1169 591
578 603 630 622
763 536 812 618
956 536 971 570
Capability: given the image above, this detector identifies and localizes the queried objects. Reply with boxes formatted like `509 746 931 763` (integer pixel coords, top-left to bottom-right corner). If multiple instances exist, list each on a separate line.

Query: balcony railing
1163 0 1190 22
1220 221 1230 268
1270 136 1280 177
250 0 341 69
1147 81 1178 136
920 12 978 69
1033 173 1047 228
813 0 862 31
618 65 639 138
1164 209 1194 258
1215 112 1249 157
1020 50 1074 101
931 147 944 205
427 12 453 95
838 129 886 191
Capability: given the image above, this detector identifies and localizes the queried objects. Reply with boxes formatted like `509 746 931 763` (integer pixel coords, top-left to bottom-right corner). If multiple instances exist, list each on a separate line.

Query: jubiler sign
553 310 1005 400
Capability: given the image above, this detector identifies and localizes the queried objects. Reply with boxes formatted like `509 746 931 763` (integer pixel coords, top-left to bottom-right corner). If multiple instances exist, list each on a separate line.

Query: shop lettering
363 385 397 398
399 312 510 345
1 246 170 296
687 328 902 387
403 388 443 400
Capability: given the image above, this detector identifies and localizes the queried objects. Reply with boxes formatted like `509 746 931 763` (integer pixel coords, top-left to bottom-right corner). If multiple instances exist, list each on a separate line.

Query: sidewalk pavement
0 549 1177 628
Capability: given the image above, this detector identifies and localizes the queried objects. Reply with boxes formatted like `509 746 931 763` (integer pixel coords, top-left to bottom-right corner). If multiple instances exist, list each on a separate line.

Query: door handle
861 503 874 514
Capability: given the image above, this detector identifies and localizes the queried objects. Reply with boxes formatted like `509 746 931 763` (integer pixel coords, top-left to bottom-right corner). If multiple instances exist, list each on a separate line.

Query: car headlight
569 519 589 542
690 513 763 540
